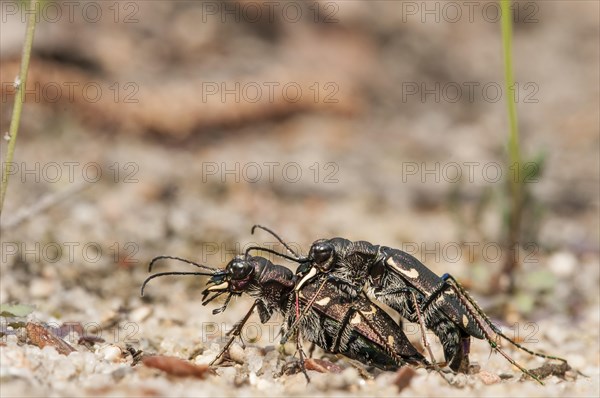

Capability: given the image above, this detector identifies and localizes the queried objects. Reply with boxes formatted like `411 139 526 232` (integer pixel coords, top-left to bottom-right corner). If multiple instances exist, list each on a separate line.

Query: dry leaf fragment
26 322 75 355
304 358 343 373
394 367 416 392
142 355 215 378
523 361 573 381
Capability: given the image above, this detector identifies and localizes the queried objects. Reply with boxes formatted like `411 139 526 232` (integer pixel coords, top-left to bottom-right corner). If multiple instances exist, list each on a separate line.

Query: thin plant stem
0 0 39 218
499 0 523 292
502 0 521 162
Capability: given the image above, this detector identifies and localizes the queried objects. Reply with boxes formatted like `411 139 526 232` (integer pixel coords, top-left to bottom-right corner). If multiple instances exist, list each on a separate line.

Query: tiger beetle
140 253 431 381
247 225 568 385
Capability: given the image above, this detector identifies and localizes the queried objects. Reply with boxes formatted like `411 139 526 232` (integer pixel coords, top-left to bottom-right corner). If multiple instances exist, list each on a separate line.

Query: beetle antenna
141 271 214 296
251 225 300 259
148 255 217 273
244 246 308 263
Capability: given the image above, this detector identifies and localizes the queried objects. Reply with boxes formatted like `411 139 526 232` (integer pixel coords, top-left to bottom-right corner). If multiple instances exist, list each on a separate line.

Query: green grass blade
0 0 40 218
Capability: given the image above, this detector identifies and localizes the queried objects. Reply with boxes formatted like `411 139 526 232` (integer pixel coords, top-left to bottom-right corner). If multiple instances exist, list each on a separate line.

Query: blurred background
1 0 598 396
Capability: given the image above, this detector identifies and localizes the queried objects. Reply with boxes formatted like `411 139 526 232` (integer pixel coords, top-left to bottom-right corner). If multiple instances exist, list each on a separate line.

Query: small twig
0 180 90 231
0 0 39 217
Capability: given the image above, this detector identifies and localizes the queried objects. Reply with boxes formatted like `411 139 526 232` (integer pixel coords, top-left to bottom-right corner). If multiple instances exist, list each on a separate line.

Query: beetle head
309 239 336 272
202 255 258 297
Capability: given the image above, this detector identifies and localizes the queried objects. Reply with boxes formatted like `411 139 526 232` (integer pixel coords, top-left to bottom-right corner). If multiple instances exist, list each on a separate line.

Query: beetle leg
308 342 316 358
410 290 438 366
421 278 453 313
440 279 547 385
295 328 311 383
282 277 329 344
408 291 456 385
443 274 568 364
210 301 257 366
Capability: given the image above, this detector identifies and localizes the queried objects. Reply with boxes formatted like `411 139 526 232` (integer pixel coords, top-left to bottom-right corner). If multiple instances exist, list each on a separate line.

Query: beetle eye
312 242 333 266
229 259 252 280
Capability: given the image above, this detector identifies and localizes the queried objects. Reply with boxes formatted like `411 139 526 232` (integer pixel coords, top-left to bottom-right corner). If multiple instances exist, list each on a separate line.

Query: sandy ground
1 1 599 397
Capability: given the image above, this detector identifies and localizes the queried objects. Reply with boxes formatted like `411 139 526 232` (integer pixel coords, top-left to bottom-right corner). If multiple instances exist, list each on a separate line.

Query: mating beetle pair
142 225 567 384
142 254 430 380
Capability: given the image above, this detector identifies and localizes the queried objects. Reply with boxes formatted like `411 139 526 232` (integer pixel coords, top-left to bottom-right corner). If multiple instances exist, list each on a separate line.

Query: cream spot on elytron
315 297 331 306
350 313 362 325
360 305 377 316
386 258 420 279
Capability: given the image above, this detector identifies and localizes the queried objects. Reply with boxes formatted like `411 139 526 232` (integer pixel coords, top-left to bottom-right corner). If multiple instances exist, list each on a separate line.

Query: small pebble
54 357 77 380
228 343 246 364
568 354 586 369
193 354 215 366
255 377 277 392
4 335 19 345
111 366 131 382
311 371 336 390
160 336 185 354
69 351 84 372
40 345 61 361
129 306 153 323
29 279 56 299
477 370 501 385
83 351 97 373
548 251 577 277
216 366 236 380
101 345 122 362
284 372 312 394
248 354 263 374
340 366 360 385
450 372 468 388
249 372 259 385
